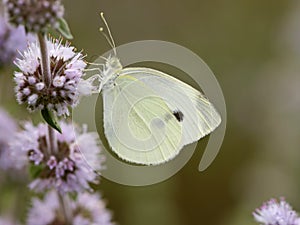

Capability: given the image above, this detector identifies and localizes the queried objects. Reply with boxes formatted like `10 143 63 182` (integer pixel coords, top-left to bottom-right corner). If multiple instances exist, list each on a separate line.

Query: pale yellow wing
102 74 184 165
118 67 221 146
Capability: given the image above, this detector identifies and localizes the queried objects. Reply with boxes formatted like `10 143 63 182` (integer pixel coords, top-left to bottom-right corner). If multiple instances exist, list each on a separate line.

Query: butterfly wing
118 67 221 146
102 74 184 165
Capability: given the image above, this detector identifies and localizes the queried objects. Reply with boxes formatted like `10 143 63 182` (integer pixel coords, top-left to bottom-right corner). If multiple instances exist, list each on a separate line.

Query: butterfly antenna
99 27 114 52
99 12 117 55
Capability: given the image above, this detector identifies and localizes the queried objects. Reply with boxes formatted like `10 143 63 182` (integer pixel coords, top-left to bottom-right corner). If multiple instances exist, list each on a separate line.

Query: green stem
37 34 51 87
47 125 58 154
58 193 72 225
38 34 72 223
37 34 59 156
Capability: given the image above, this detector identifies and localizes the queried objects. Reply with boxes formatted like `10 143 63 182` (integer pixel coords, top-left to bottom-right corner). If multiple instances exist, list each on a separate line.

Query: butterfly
88 13 221 165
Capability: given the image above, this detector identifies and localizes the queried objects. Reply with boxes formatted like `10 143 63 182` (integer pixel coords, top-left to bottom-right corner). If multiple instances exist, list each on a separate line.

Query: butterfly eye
106 57 122 71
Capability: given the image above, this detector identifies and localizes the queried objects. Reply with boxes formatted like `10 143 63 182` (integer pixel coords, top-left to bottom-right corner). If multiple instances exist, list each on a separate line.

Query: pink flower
0 14 32 66
27 191 115 225
4 0 64 32
10 121 105 193
0 108 17 170
253 198 300 225
14 39 87 116
0 216 20 225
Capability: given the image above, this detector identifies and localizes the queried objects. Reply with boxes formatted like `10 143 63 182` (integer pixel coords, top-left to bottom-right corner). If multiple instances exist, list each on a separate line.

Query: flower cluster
14 39 88 116
2 0 117 223
253 198 300 225
27 191 114 225
0 109 17 170
3 0 64 32
0 217 20 225
9 121 104 193
0 14 32 66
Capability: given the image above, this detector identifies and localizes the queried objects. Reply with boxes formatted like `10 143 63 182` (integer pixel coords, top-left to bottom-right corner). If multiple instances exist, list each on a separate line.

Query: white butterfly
88 13 221 165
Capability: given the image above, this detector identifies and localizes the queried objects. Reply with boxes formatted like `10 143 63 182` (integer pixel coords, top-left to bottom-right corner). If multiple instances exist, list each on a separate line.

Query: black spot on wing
173 110 184 122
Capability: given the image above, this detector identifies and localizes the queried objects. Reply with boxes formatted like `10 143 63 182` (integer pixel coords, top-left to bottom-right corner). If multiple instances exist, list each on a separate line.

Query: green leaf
41 108 62 133
29 164 44 179
57 18 73 39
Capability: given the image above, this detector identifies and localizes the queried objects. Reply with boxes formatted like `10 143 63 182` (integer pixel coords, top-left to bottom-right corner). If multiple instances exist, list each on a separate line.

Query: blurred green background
2 0 300 224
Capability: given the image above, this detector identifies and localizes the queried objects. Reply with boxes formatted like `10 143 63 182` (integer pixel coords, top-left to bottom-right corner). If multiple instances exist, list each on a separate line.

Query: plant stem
37 33 51 87
38 33 71 224
58 192 72 225
48 125 58 154
37 34 58 156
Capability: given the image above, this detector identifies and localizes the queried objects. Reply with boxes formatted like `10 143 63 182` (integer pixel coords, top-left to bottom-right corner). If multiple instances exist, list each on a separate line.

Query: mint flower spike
0 14 33 66
27 191 115 225
14 38 93 117
9 121 105 194
0 108 17 170
0 217 20 225
3 0 64 33
253 198 300 225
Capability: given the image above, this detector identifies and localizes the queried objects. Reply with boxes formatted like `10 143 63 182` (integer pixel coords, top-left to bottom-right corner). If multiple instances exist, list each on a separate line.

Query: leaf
57 18 73 39
29 164 44 179
41 108 62 133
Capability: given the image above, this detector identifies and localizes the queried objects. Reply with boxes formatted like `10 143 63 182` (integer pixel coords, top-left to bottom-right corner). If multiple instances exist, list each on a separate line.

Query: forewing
119 67 221 146
102 75 184 165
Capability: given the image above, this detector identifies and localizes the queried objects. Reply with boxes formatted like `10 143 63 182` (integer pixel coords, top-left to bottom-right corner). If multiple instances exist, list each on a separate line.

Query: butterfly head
97 13 124 90
105 55 122 72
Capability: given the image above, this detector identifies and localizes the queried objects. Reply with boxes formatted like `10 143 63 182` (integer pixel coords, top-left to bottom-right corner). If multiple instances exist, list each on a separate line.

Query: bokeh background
1 0 300 224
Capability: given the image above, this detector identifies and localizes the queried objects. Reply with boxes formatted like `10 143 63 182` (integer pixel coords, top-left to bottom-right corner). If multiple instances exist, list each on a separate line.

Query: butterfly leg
84 74 103 93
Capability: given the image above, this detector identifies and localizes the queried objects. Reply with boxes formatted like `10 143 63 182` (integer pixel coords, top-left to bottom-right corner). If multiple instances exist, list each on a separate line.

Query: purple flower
72 192 115 225
0 14 32 66
10 121 104 193
3 0 64 32
253 198 300 225
27 191 60 225
14 38 89 116
27 191 115 225
0 108 17 170
0 217 20 225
